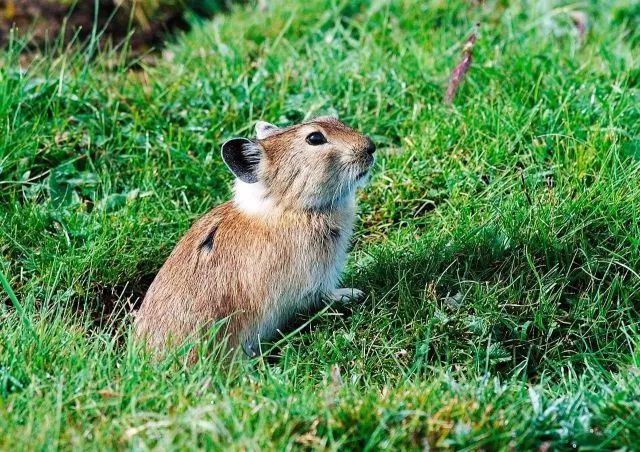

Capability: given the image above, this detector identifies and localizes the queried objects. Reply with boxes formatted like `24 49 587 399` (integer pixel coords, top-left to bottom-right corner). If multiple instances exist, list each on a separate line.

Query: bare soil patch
0 1 198 52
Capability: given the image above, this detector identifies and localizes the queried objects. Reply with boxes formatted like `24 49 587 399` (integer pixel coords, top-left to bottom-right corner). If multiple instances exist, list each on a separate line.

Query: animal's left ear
255 121 280 139
221 138 262 184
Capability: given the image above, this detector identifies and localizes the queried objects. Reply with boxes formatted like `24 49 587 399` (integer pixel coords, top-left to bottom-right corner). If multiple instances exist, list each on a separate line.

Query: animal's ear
255 121 280 139
221 138 262 184
314 113 339 121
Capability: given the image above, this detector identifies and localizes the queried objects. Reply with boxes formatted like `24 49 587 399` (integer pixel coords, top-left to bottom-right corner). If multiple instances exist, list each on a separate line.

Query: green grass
1 0 640 449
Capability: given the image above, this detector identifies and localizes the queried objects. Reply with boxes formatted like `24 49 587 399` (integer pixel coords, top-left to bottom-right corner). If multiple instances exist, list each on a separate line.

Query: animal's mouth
354 155 374 180
355 169 370 180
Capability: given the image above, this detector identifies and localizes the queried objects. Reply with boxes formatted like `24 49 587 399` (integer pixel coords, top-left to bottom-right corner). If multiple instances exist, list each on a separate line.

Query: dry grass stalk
444 23 479 105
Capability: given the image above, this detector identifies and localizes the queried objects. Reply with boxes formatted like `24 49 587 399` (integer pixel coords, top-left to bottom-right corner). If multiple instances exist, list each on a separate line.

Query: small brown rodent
134 116 376 357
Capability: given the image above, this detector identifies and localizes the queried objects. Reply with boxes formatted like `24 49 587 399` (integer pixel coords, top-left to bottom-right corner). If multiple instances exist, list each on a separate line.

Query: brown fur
134 117 374 357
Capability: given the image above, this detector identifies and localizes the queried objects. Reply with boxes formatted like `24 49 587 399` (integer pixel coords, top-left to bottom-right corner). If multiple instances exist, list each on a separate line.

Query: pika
134 116 376 357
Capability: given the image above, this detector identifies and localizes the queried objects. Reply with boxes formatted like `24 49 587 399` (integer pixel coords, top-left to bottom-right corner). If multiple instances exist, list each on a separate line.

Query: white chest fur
233 180 274 215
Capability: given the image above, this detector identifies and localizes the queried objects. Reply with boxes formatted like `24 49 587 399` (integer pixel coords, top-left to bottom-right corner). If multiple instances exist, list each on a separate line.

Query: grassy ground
1 0 640 449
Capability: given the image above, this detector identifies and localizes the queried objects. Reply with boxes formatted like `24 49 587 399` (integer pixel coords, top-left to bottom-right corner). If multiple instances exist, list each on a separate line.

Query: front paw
330 288 365 304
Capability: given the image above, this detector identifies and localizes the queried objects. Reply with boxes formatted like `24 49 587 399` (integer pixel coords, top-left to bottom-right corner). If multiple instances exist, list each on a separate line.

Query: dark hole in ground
84 272 155 330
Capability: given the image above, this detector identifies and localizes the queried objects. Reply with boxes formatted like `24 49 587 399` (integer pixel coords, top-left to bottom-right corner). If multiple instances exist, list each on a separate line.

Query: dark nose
364 137 376 155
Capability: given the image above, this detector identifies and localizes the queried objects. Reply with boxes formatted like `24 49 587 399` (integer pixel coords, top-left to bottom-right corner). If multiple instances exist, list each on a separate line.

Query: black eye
306 131 327 146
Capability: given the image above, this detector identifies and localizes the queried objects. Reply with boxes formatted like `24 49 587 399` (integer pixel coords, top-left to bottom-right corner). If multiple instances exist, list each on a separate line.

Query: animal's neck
232 180 275 216
232 179 356 219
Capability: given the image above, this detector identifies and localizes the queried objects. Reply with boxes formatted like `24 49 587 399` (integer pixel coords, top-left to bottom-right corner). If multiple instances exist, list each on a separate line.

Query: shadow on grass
355 220 640 379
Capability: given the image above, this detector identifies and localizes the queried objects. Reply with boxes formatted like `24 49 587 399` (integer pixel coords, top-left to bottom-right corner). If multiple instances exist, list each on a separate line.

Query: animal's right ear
221 138 262 184
255 121 280 139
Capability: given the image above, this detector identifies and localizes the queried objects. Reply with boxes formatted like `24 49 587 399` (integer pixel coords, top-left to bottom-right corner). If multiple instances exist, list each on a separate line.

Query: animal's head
221 116 375 212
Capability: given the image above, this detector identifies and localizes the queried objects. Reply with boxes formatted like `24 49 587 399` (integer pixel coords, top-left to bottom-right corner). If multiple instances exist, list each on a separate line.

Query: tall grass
1 0 639 448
